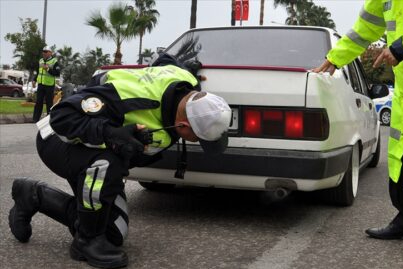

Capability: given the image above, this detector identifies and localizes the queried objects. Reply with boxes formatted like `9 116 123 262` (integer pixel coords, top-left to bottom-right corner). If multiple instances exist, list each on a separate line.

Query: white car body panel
122 26 384 197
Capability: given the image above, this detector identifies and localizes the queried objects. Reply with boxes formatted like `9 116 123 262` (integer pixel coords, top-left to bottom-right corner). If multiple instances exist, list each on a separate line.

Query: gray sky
0 0 364 67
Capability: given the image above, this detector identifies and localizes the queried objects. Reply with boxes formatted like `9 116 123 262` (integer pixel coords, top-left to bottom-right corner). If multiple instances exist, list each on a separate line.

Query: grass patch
0 98 46 114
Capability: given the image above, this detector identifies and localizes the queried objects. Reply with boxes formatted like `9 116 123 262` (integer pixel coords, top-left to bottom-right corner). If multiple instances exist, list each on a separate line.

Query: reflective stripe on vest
83 159 109 210
384 1 392 11
386 21 396 31
390 127 401 141
359 8 386 27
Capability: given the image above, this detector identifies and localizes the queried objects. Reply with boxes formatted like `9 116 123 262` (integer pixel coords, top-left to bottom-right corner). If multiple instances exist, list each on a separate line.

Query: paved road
1 124 402 269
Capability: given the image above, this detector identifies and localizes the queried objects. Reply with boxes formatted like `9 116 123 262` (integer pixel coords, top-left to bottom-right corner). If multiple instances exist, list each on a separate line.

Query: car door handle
369 103 373 110
356 98 361 108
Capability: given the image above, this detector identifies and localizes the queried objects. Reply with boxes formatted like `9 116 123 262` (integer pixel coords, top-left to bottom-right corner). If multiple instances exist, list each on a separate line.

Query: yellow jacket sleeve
327 0 386 68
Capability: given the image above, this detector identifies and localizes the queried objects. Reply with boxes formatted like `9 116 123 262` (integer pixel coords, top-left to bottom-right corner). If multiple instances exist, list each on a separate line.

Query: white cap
186 92 232 155
42 46 51 52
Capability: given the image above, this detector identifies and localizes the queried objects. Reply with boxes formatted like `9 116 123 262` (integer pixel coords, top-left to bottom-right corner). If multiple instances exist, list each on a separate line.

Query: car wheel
368 132 381 168
138 181 176 191
380 108 391 126
319 143 360 206
12 91 20 98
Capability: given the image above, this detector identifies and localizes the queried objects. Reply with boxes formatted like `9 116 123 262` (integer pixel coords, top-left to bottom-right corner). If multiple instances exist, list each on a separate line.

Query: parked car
101 26 388 206
0 78 24 97
374 86 393 125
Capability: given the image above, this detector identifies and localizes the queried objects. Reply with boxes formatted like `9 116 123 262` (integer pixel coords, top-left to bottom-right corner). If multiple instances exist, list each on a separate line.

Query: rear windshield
165 27 330 69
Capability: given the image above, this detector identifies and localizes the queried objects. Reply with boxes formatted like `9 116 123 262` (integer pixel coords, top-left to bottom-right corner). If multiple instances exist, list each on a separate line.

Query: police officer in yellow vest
313 0 403 239
8 57 231 268
32 46 61 123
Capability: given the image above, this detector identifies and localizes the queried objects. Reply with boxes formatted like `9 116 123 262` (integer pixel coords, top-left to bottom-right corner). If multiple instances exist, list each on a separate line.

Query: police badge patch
81 96 105 115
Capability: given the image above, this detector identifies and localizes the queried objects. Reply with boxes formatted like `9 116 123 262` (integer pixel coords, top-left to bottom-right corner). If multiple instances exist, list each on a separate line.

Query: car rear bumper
147 145 352 180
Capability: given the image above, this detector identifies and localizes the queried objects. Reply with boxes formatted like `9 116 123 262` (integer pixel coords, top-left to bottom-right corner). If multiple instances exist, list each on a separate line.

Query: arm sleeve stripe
346 29 372 48
359 8 385 27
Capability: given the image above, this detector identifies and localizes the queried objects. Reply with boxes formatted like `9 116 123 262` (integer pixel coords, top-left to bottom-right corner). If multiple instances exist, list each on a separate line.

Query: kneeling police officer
8 56 231 268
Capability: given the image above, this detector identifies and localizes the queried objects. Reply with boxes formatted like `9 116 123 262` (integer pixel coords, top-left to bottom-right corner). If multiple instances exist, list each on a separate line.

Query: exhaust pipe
273 187 290 200
261 187 291 203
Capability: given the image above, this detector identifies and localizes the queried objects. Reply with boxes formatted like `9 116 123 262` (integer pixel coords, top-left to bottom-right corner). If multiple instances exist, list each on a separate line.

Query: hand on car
373 48 398 68
312 59 336 75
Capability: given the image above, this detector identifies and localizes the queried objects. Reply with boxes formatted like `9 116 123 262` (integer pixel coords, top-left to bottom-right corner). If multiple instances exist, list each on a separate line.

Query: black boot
8 178 42 242
70 233 128 269
9 177 77 243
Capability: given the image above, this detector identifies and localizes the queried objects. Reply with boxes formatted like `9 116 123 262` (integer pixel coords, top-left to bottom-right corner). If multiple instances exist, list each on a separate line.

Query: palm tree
86 2 137 65
133 0 159 64
273 0 300 25
139 48 154 64
259 0 265 25
190 0 197 28
273 0 335 28
56 46 81 68
86 47 111 67
307 4 336 29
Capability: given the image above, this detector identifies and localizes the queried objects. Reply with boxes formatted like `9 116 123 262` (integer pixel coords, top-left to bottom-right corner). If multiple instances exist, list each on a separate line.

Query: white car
374 86 393 125
125 26 388 206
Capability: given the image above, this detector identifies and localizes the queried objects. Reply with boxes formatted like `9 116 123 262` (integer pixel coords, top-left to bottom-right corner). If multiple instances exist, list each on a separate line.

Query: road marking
248 208 331 269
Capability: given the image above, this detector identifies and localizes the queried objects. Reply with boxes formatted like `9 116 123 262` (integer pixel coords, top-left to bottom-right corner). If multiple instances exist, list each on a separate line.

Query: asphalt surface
1 124 403 269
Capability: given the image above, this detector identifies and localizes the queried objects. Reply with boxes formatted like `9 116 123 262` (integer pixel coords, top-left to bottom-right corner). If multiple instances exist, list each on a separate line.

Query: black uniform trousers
33 84 55 123
389 159 403 226
36 133 129 246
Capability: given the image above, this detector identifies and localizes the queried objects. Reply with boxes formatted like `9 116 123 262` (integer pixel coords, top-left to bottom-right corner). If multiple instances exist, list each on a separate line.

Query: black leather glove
103 125 147 167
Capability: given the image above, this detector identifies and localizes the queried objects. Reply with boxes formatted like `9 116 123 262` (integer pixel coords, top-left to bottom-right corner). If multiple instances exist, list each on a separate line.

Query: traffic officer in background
313 1 403 239
9 55 232 268
32 46 61 123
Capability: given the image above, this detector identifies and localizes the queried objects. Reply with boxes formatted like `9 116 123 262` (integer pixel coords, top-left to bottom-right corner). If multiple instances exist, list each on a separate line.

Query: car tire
138 181 176 191
12 90 20 98
318 143 359 206
380 108 391 126
368 132 381 168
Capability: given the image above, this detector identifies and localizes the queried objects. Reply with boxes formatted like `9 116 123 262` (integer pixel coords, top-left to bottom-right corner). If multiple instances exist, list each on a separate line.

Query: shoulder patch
81 96 105 115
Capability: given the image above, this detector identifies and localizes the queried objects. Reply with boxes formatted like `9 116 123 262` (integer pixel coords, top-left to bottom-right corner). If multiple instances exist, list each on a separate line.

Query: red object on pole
235 0 249 21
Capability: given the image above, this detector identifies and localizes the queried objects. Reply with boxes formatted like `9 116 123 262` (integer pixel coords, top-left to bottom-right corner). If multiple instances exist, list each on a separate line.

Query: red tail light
242 107 328 140
244 110 261 135
285 111 303 138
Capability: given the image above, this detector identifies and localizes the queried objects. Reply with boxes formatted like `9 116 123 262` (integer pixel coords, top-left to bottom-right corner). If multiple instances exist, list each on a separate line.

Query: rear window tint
166 27 330 69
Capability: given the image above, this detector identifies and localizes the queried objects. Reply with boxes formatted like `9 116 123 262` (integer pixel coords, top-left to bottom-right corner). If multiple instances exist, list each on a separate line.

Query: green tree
132 0 159 64
273 0 335 29
273 0 302 25
296 2 336 29
86 47 111 67
62 47 110 85
56 46 81 83
56 46 81 68
86 2 138 65
4 18 46 80
139 48 154 64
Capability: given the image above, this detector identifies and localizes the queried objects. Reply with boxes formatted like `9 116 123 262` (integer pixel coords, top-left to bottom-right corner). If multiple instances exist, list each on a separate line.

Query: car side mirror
369 84 389 99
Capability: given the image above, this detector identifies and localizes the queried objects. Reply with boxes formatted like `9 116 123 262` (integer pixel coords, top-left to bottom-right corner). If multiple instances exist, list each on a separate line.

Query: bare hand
373 48 399 68
312 59 336 75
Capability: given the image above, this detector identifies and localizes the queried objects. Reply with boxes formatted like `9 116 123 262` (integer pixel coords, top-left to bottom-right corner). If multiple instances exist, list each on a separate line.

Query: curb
0 113 34 124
